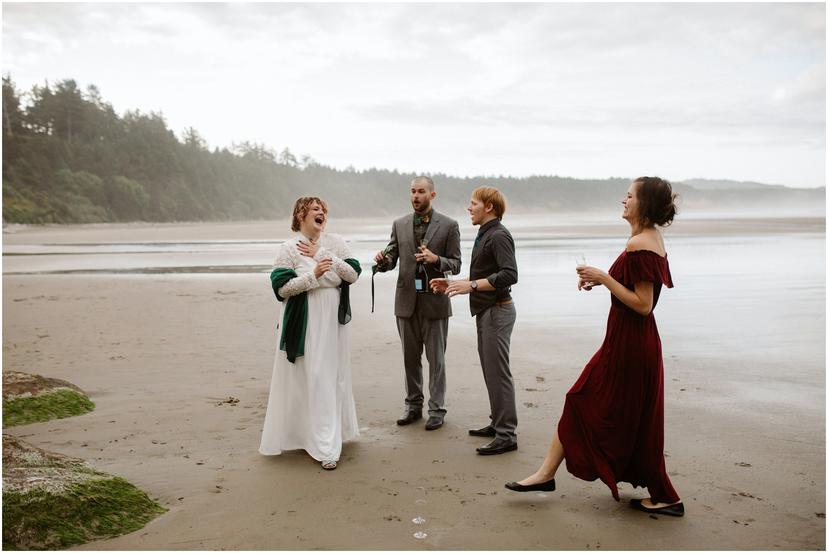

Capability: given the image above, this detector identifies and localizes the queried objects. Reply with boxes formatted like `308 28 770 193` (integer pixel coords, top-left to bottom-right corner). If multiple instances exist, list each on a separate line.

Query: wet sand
2 218 825 550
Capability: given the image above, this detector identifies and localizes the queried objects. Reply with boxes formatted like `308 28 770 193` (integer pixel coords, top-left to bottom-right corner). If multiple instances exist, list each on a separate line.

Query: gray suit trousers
475 303 518 441
396 309 448 416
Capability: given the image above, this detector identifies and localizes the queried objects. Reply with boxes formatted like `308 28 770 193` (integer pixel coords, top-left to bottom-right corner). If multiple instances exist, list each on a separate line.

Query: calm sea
4 213 825 378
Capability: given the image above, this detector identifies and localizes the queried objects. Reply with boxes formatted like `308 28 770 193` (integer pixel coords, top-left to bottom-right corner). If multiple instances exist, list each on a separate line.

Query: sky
2 2 825 188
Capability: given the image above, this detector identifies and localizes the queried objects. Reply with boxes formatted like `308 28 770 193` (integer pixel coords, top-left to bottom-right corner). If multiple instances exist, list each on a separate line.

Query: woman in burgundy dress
505 176 683 517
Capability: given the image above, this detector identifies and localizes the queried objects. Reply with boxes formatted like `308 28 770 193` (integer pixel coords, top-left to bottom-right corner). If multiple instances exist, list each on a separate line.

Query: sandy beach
2 217 825 550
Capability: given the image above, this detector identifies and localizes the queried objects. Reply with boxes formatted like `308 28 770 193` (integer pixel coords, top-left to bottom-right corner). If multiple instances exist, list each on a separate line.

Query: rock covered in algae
2 435 167 550
3 371 94 427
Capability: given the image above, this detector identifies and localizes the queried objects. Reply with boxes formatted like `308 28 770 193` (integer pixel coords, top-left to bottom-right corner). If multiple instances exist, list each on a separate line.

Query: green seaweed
2 476 167 550
3 389 95 427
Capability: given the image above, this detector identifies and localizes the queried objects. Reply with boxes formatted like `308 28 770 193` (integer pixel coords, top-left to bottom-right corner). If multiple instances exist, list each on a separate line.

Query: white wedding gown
259 233 360 462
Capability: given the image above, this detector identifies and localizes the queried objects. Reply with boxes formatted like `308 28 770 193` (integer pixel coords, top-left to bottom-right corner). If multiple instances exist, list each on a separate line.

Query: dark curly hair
634 176 678 227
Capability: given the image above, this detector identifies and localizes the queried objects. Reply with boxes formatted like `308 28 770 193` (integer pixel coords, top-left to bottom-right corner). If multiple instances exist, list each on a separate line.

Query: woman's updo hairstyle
634 176 678 227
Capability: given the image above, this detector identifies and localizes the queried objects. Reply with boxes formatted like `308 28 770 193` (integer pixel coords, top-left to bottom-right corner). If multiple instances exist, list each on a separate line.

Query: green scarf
270 268 307 363
270 258 362 363
338 258 362 324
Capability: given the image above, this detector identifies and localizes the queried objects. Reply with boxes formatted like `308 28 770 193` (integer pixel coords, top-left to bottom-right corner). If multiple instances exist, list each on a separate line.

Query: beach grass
2 476 167 550
3 389 95 427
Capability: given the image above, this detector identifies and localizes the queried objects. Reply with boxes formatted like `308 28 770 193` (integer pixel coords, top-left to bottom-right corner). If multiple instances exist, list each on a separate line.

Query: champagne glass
575 254 594 289
442 270 453 291
412 486 427 539
432 270 452 296
419 238 429 262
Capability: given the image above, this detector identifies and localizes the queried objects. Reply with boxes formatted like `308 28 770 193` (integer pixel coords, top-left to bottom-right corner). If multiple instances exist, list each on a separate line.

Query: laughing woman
505 176 683 517
259 197 362 470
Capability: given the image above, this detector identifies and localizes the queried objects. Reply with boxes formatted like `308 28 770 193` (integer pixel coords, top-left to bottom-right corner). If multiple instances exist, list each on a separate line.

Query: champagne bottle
376 244 397 270
414 241 429 294
415 259 428 294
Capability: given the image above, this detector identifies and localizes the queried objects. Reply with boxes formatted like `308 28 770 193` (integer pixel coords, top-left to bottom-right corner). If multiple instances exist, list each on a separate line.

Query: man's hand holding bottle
374 245 398 270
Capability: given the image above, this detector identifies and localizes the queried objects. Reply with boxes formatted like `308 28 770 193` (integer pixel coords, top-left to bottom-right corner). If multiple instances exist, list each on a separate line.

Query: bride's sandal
321 460 337 470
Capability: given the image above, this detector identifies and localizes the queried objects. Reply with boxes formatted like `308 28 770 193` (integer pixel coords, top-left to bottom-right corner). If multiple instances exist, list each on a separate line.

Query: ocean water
3 215 825 376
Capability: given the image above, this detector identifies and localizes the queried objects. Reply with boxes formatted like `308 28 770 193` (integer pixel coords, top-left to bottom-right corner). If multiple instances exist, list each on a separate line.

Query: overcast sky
3 2 825 187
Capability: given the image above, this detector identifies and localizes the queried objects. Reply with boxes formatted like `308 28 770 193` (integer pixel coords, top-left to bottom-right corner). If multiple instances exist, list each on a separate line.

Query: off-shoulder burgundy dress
558 249 680 504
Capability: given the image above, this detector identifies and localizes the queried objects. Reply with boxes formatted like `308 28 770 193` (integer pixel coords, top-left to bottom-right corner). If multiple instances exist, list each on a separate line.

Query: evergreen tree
1 75 822 224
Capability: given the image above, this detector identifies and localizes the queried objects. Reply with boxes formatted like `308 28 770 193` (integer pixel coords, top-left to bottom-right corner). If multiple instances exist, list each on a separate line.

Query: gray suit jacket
377 210 462 319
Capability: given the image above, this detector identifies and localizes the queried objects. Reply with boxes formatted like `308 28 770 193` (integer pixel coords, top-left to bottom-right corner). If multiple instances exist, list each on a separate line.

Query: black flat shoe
476 438 517 455
424 416 444 431
468 425 496 437
396 410 423 426
630 498 685 517
505 478 556 492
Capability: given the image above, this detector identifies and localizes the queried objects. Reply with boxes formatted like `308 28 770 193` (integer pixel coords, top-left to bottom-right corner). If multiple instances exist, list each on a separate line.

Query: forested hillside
2 76 823 224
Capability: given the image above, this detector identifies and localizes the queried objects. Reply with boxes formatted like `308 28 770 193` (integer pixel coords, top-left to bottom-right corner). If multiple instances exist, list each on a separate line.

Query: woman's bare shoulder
626 230 665 256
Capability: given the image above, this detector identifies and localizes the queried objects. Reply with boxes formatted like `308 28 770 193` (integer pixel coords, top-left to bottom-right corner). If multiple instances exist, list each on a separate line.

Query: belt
496 299 513 305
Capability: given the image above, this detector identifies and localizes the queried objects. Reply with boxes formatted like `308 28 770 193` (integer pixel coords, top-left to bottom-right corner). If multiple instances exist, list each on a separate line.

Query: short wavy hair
472 186 507 219
291 196 328 232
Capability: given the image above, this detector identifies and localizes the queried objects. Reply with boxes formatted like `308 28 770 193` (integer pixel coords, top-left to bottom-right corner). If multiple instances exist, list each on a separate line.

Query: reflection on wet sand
2 214 825 549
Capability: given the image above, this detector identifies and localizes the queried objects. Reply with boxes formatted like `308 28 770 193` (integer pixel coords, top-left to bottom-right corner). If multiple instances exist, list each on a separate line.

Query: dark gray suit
377 211 462 415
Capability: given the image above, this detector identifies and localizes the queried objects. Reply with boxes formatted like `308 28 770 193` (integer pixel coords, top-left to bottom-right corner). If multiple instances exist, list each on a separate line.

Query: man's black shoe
476 438 518 455
396 410 423 426
468 425 496 437
424 416 444 431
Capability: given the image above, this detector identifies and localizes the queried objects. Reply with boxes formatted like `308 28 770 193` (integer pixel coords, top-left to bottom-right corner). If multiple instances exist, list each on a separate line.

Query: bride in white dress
259 197 360 470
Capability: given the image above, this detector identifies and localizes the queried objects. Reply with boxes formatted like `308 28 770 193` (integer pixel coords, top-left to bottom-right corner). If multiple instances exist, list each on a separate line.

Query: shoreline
2 214 825 247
